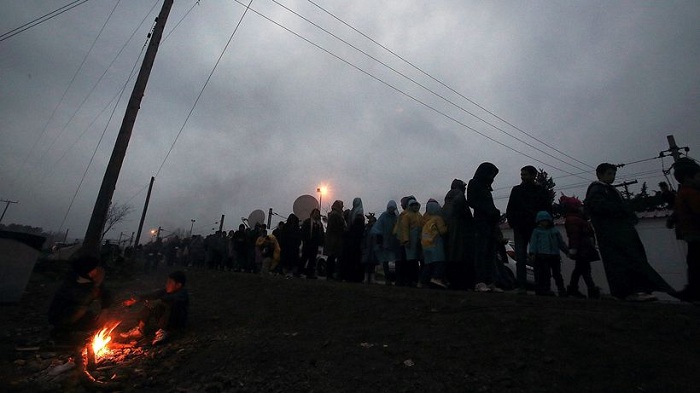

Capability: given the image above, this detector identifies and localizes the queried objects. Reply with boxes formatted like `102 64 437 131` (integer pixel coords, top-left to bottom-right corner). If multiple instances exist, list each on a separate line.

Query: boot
567 285 586 299
587 286 601 299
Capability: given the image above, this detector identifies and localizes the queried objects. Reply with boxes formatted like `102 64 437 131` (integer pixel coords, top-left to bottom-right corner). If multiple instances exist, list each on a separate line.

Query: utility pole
614 180 638 200
134 176 155 249
659 134 689 163
82 0 173 255
0 199 18 224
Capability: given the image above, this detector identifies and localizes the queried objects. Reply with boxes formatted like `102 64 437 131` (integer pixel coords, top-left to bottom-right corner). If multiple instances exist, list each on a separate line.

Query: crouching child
120 271 189 345
529 211 569 296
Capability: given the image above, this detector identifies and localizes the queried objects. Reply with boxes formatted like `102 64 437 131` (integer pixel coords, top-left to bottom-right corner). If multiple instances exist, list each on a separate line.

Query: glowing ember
91 321 121 359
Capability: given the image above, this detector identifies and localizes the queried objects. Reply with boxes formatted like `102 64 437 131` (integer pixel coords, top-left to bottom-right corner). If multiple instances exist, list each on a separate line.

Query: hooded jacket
467 162 501 224
528 211 568 256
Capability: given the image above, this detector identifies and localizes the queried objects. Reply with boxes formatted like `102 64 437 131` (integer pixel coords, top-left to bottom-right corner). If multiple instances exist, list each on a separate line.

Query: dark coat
467 162 501 225
585 181 672 298
506 182 551 232
443 179 473 263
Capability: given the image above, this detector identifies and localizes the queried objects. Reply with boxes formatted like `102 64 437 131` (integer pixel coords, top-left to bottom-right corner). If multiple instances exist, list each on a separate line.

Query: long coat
585 181 672 298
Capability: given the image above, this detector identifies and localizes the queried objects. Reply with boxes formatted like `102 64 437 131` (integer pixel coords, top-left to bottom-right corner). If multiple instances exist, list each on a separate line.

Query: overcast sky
1 0 699 244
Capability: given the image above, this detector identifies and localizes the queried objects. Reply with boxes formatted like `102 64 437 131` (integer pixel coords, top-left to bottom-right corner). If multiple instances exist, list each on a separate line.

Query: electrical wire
57 27 151 233
0 0 89 42
267 0 593 177
154 0 255 178
304 0 596 172
9 0 123 195
230 0 589 180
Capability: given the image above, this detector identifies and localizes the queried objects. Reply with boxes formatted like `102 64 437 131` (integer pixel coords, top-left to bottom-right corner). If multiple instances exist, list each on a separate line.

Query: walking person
420 199 449 288
467 162 503 292
443 179 475 291
325 200 346 281
529 211 568 296
584 163 676 301
560 195 600 299
371 200 401 285
672 158 700 302
300 208 325 279
506 165 551 293
397 197 423 287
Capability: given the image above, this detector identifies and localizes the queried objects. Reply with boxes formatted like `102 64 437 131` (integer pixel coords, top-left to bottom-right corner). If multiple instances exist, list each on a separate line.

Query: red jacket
675 185 700 242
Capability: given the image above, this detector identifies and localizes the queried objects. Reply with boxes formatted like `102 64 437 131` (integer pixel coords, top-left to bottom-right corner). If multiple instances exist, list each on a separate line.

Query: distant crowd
127 159 700 303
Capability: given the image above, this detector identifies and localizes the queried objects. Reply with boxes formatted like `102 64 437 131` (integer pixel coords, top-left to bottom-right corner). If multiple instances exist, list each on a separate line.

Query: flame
91 321 121 358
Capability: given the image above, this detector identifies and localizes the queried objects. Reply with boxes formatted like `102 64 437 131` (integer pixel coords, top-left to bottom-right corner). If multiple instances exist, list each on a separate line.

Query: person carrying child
560 195 601 299
120 271 189 345
528 211 568 296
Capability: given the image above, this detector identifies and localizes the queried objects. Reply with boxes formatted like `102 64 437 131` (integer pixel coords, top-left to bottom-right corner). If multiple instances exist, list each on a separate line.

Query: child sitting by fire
120 271 189 345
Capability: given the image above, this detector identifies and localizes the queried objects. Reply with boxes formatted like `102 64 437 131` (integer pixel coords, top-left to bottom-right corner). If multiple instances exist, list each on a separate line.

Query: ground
1 264 699 393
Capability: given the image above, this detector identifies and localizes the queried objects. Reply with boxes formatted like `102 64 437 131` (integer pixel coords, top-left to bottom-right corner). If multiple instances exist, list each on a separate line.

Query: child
560 195 601 299
420 199 449 288
672 158 700 302
529 211 568 296
120 271 189 345
256 231 280 276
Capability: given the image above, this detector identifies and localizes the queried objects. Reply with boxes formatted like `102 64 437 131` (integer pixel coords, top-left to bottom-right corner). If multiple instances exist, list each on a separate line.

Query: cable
9 0 123 194
58 28 151 233
231 0 588 180
304 0 596 172
269 0 593 176
154 0 255 178
0 0 89 42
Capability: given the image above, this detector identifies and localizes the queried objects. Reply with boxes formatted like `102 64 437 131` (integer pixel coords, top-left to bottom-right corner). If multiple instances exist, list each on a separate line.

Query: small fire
91 321 121 359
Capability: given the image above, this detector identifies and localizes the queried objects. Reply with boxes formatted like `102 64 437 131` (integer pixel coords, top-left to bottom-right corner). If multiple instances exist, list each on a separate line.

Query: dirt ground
1 264 700 393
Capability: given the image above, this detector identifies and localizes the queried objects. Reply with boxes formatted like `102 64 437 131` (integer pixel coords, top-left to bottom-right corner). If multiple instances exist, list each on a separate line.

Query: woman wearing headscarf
467 162 503 292
443 179 475 290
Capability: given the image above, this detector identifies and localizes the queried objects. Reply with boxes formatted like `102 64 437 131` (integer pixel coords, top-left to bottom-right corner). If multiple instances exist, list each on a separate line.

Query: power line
231 0 589 180
155 0 255 178
304 0 596 172
268 0 593 177
0 0 90 42
9 0 124 194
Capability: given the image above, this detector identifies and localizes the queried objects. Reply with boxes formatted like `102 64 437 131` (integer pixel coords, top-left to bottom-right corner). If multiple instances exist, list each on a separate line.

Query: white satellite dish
248 209 266 227
293 194 319 220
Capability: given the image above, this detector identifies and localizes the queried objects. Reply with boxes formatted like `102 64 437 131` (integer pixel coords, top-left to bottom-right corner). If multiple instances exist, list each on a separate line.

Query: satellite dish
293 194 319 219
248 209 266 227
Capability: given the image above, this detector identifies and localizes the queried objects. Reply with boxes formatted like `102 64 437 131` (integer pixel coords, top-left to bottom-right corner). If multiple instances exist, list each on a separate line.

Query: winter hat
407 197 420 208
559 194 582 212
72 255 99 278
535 210 553 223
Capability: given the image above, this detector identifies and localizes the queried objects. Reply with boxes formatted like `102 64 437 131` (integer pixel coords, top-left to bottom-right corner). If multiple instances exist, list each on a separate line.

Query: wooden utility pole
0 199 18 224
134 176 155 249
82 1 173 255
660 134 689 163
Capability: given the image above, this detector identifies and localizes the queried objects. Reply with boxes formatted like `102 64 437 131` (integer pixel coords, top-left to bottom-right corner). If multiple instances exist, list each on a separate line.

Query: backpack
421 217 441 248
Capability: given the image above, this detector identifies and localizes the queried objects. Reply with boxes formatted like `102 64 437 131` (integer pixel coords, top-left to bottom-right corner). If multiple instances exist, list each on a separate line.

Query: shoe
152 329 169 345
587 286 601 299
120 326 143 339
536 290 556 297
474 282 491 292
567 286 586 299
430 278 448 289
625 292 657 302
516 287 528 295
558 290 568 298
